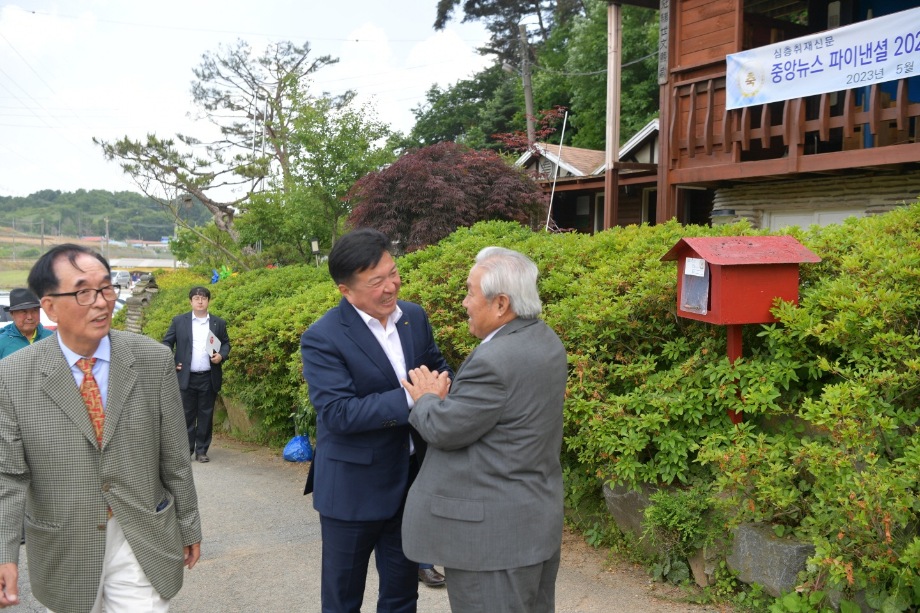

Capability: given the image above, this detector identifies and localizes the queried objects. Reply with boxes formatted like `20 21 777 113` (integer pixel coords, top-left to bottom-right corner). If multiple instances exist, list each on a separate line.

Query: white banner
726 7 920 110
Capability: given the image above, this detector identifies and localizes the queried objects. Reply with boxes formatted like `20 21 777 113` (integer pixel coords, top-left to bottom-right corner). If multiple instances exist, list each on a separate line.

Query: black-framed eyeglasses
46 285 121 306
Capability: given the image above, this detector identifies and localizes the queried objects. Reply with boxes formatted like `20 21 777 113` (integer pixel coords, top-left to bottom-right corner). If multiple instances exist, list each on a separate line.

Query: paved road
9 438 726 612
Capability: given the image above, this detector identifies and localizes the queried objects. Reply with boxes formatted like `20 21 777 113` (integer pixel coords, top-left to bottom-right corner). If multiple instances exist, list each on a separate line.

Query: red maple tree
347 142 545 252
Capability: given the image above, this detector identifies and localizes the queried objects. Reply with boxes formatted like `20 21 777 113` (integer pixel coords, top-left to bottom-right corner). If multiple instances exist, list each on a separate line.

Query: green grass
0 270 29 288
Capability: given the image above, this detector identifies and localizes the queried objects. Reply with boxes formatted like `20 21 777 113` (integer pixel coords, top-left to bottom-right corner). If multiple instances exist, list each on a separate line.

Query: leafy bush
643 485 717 584
138 209 920 608
141 264 333 443
140 269 214 342
693 210 920 607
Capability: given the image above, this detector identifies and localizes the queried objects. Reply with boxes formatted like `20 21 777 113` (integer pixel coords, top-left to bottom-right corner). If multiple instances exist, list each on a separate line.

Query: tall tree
237 93 395 263
347 142 544 252
434 0 586 60
565 1 659 149
168 222 246 271
423 0 659 153
405 65 514 148
95 39 338 268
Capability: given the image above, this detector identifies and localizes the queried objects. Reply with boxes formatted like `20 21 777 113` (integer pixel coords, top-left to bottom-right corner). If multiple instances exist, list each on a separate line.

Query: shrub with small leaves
138 208 920 608
643 484 717 584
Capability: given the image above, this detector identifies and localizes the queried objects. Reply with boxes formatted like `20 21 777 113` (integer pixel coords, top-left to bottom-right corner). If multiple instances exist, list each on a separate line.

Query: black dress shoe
418 567 445 588
195 453 210 463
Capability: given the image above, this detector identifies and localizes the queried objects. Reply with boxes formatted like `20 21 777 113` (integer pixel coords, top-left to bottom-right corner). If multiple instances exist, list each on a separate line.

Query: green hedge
140 210 920 609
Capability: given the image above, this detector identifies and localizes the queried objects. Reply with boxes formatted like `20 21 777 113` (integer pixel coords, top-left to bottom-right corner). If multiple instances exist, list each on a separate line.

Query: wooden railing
668 75 920 181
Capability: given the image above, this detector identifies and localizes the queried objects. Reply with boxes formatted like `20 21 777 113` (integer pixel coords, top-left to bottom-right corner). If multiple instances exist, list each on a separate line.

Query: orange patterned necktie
78 357 104 443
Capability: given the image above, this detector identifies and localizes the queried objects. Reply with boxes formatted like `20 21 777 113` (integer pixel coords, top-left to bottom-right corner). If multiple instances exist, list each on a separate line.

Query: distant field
0 230 174 290
0 270 29 288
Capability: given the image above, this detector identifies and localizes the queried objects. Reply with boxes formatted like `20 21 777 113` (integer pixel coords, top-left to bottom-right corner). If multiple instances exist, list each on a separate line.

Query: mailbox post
661 236 820 423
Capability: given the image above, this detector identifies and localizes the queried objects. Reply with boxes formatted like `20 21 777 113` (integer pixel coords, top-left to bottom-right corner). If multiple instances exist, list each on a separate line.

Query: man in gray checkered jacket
0 244 201 613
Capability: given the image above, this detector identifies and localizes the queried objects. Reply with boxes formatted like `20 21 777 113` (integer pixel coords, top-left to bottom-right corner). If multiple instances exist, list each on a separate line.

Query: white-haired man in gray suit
401 246 568 613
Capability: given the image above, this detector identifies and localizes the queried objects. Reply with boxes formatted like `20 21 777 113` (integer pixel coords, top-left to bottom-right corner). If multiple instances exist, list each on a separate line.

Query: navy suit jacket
301 298 450 522
162 312 231 393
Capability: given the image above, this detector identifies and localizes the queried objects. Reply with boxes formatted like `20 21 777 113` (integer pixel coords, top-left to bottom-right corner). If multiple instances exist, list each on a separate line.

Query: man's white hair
474 246 542 319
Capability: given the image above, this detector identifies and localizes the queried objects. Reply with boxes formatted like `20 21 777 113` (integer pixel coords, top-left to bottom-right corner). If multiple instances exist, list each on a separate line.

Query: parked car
110 270 132 289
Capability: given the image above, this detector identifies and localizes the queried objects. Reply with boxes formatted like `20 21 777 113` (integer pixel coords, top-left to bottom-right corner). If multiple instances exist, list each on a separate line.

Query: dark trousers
181 371 216 455
319 514 418 613
318 455 420 612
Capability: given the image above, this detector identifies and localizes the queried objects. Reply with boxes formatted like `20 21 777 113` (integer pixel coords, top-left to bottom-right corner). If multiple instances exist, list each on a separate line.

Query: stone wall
604 482 816 596
123 274 159 334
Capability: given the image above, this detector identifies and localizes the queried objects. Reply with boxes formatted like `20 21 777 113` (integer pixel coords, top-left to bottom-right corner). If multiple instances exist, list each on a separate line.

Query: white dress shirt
189 314 212 373
351 304 417 454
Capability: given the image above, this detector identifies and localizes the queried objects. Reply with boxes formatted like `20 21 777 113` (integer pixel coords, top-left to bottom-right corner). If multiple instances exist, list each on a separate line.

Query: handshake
401 366 451 402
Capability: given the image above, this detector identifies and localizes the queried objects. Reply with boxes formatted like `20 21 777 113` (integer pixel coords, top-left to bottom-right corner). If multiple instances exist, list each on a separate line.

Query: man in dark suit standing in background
301 228 451 613
162 286 231 463
401 246 568 613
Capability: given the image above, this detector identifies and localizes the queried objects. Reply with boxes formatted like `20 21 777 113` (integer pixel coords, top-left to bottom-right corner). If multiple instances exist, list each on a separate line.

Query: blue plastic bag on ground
283 434 313 462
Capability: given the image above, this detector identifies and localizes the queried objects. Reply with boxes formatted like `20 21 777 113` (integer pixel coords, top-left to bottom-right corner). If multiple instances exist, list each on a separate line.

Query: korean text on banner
726 7 920 110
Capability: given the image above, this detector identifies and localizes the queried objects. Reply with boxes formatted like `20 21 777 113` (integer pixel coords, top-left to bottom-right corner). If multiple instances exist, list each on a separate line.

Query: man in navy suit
301 228 451 613
162 286 231 463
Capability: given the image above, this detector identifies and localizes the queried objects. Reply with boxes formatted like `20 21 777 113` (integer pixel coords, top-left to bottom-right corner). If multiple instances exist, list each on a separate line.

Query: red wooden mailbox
660 236 821 325
661 236 820 423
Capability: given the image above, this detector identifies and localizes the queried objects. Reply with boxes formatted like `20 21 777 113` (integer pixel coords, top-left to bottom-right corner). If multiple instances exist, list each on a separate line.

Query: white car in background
110 270 132 289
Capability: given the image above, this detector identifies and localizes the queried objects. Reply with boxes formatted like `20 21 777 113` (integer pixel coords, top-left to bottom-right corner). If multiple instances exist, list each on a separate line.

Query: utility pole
519 23 536 145
40 218 44 251
104 217 109 259
603 1 623 229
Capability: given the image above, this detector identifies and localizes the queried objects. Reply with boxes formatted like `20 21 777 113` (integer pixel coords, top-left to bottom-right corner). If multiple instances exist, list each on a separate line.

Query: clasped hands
402 365 451 402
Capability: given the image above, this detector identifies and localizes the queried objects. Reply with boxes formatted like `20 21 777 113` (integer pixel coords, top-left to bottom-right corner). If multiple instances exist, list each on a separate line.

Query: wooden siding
671 76 734 168
616 195 645 227
677 0 738 69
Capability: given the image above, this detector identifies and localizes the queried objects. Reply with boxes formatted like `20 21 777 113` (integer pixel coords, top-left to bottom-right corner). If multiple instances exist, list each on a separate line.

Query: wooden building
615 0 920 230
516 120 659 233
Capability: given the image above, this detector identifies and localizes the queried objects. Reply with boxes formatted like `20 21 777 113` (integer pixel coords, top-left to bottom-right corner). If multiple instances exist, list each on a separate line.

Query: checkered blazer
0 330 202 613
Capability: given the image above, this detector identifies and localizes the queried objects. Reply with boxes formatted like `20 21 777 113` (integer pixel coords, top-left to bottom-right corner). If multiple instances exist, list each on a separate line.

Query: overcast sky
0 1 491 197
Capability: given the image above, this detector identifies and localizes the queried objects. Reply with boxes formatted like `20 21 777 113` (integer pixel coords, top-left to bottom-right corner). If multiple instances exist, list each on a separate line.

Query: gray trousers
444 548 560 613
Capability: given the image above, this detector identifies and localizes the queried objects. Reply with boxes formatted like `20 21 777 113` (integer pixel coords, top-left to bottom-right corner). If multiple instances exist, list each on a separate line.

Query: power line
531 50 659 77
0 31 56 95
108 219 175 231
7 7 486 46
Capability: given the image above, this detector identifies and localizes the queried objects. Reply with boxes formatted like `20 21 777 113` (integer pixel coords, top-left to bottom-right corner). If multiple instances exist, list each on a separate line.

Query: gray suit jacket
0 330 202 613
402 317 567 571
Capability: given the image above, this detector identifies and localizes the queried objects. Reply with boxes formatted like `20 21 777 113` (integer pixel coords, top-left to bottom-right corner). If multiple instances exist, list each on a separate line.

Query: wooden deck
668 75 920 184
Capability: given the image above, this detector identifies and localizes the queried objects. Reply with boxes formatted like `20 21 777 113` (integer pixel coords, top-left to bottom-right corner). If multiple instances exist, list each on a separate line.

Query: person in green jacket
0 288 53 359
1 287 54 546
